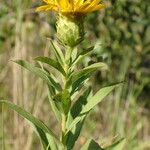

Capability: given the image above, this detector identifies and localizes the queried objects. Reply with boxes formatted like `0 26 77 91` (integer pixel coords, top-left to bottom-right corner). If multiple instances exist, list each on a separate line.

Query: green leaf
66 83 122 133
105 138 126 150
71 47 78 63
0 100 62 150
68 62 108 94
80 83 121 114
14 60 62 92
61 90 71 115
65 88 92 150
47 87 62 123
72 63 107 84
46 135 58 150
50 40 65 66
81 139 103 150
72 46 94 66
34 56 66 76
70 87 92 119
53 89 71 115
71 76 88 95
66 120 85 150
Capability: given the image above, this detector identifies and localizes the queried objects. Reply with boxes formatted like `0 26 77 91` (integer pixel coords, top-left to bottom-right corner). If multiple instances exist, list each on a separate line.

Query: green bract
56 14 84 48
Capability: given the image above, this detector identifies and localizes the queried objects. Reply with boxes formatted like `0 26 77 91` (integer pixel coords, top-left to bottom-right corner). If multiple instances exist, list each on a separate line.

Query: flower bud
56 14 84 47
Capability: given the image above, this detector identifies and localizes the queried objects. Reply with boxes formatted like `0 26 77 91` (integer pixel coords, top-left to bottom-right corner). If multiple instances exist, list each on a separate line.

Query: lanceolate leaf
70 73 92 95
65 88 92 150
34 56 66 76
67 62 108 93
67 87 92 127
0 100 62 150
46 135 58 150
81 139 103 150
72 46 94 66
35 127 50 149
80 83 121 114
70 87 92 119
66 120 85 150
48 87 62 122
79 46 95 57
66 83 122 133
50 40 65 66
14 60 62 92
53 89 71 115
72 63 107 84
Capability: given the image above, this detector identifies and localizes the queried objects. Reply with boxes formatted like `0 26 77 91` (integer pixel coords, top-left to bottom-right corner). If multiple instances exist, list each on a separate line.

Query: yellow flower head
36 0 105 14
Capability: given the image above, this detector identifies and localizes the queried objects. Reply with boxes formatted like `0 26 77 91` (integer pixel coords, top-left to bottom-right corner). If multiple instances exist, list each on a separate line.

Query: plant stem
60 46 73 150
61 113 66 134
61 113 67 150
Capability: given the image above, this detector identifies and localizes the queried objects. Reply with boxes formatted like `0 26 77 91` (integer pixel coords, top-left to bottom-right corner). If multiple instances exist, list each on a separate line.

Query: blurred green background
0 0 150 150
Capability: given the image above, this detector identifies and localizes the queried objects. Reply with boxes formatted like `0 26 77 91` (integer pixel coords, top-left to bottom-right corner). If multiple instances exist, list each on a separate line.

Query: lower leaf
0 100 62 150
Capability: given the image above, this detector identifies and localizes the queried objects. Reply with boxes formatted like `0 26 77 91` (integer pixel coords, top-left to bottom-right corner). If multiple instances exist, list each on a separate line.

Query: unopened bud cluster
56 14 84 47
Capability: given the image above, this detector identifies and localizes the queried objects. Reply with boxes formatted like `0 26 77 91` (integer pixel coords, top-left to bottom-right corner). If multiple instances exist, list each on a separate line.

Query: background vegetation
0 0 149 149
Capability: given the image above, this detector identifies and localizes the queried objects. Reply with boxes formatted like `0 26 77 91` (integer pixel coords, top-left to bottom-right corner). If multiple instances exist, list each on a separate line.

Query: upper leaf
14 60 62 92
47 88 62 122
34 56 66 76
70 87 92 120
80 83 121 114
50 40 65 66
67 62 108 94
72 46 94 66
72 63 107 84
65 87 92 149
66 83 122 133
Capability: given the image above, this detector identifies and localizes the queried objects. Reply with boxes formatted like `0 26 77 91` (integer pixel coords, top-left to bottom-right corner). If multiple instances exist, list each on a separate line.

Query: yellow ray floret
36 0 105 14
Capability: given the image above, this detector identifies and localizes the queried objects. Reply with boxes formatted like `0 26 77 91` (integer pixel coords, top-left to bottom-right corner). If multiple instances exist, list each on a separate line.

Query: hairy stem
60 46 74 149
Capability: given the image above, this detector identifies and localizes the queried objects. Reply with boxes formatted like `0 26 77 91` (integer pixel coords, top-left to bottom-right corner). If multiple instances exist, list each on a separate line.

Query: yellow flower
36 0 105 14
36 1 105 47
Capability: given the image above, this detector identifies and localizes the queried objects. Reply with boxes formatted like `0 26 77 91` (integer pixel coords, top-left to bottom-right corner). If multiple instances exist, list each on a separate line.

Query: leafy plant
0 40 122 149
0 0 125 150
